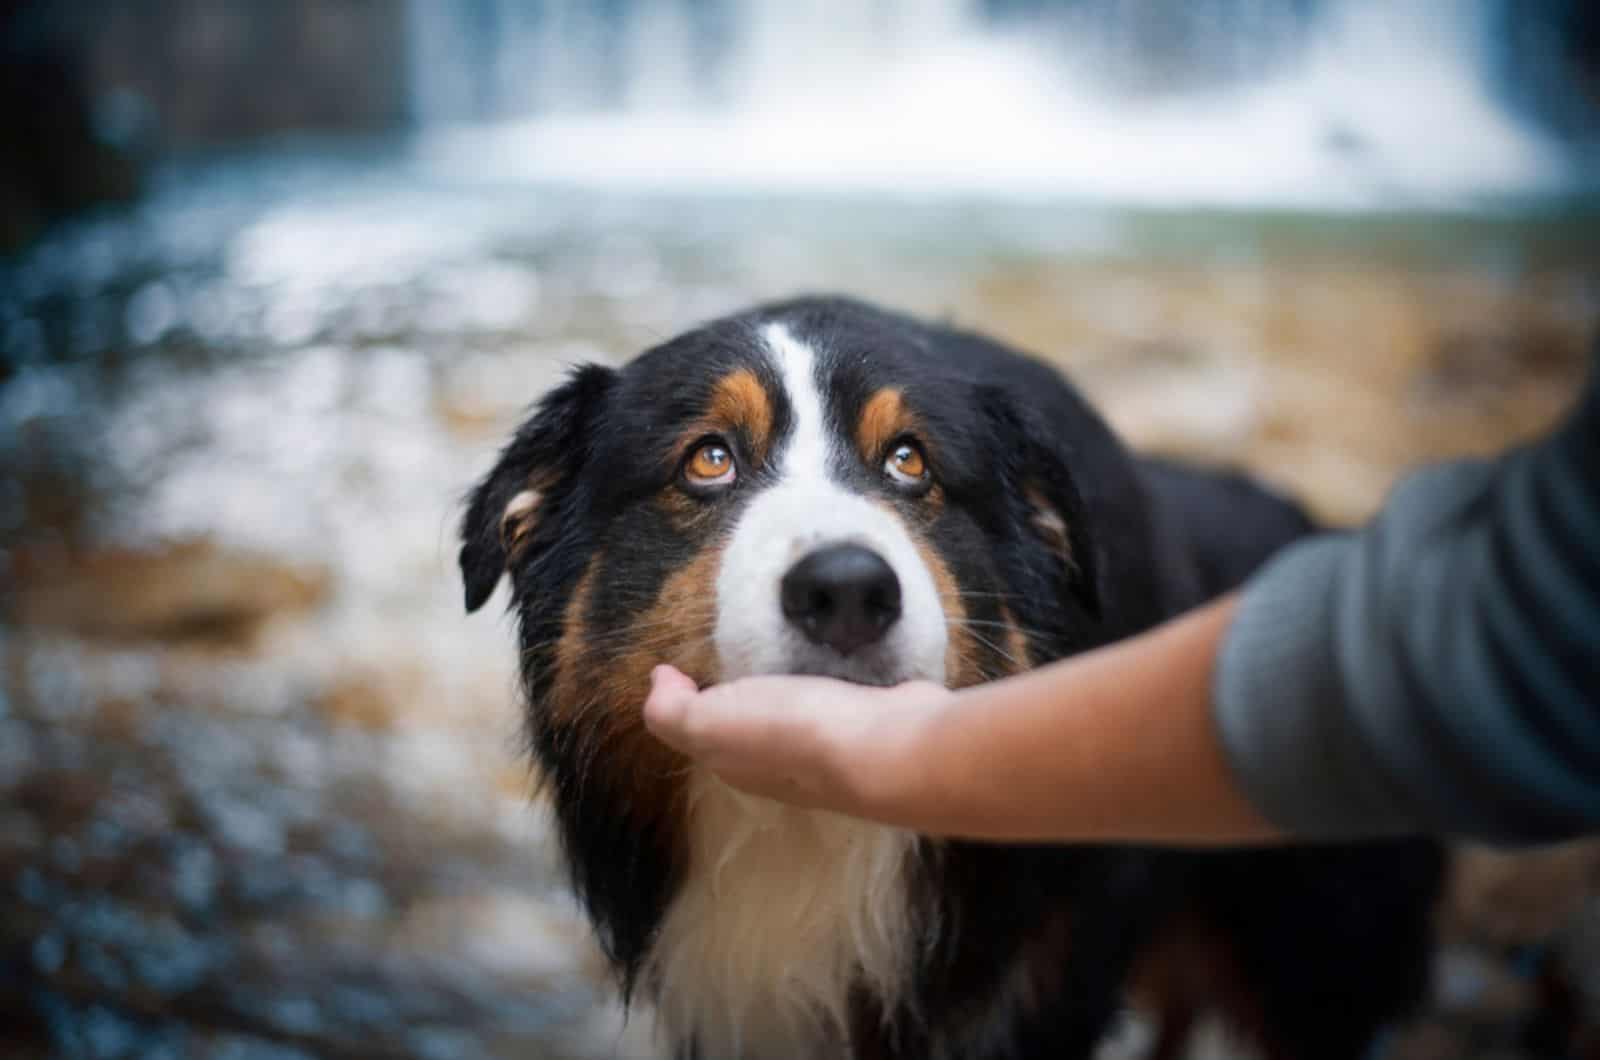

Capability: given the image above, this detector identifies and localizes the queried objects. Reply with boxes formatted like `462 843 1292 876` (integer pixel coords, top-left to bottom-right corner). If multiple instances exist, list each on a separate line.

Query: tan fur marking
549 565 597 729
1024 485 1073 569
501 489 543 559
998 605 1032 675
707 368 774 462
855 387 914 465
901 529 979 688
547 548 725 835
889 504 1032 687
646 547 724 688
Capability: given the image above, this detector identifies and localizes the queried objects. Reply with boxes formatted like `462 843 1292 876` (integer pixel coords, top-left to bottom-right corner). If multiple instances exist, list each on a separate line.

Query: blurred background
2 2 1598 1058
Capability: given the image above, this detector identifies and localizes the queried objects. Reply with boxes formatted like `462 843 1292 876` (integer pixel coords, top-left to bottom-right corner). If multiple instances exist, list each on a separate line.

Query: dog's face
462 301 1102 712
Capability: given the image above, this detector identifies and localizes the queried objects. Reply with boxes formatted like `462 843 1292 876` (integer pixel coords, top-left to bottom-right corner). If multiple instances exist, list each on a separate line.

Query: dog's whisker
953 625 1027 671
937 588 1024 602
945 617 1055 642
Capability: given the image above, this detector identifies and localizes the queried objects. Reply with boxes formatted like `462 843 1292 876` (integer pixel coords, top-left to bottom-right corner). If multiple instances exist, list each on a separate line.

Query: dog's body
461 297 1442 1059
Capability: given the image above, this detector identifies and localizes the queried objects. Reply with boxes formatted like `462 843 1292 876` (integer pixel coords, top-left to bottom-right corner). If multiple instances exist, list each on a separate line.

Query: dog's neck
645 771 922 1059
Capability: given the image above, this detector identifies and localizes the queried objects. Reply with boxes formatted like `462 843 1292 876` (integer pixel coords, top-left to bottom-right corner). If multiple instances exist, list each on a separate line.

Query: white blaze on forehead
713 321 947 687
763 321 832 484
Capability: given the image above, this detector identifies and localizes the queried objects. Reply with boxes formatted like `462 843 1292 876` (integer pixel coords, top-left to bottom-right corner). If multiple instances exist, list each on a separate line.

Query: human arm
646 593 1281 844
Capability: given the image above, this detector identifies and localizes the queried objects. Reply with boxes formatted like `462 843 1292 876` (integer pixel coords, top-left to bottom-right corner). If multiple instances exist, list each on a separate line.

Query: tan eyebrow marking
856 387 916 465
702 368 774 463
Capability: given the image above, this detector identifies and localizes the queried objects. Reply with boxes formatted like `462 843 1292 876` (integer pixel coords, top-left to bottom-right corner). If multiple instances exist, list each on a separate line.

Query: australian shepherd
460 297 1443 1060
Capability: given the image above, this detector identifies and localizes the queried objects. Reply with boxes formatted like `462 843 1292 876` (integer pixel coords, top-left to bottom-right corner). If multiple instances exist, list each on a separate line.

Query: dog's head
459 297 1132 973
461 298 1110 693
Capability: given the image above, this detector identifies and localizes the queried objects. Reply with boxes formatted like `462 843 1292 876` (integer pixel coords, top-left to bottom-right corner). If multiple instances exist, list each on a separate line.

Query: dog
460 296 1444 1060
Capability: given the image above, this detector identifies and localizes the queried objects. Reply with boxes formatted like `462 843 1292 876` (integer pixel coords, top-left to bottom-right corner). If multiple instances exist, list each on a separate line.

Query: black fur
462 296 1443 1059
459 362 616 612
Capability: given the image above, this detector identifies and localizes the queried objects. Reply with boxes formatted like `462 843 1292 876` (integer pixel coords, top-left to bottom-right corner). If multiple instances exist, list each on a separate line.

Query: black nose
781 544 903 656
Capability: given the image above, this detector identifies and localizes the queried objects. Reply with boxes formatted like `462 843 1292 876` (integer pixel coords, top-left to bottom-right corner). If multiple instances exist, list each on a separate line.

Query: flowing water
408 0 1592 207
2 3 1599 1056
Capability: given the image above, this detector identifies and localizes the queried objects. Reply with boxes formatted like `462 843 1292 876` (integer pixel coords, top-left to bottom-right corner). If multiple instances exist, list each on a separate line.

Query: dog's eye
684 439 737 488
884 440 929 490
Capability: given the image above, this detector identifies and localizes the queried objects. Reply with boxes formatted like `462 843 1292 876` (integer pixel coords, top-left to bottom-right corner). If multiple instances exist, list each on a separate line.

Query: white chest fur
646 772 922 1059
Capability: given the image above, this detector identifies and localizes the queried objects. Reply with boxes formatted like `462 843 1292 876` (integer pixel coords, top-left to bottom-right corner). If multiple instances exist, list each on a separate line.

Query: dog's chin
715 624 947 689
788 664 901 688
776 645 932 689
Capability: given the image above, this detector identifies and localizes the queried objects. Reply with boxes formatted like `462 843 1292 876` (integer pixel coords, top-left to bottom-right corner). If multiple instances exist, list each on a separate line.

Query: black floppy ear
459 364 616 613
982 387 1102 620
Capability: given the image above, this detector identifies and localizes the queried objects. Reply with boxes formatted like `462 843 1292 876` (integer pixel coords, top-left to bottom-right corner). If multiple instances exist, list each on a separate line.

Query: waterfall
405 0 1588 208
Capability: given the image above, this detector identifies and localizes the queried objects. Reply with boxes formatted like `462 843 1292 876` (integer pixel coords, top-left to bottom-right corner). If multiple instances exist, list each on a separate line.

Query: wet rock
1390 1022 1474 1060
434 347 583 438
1414 327 1586 410
1096 361 1260 465
6 540 329 643
312 666 420 732
0 809 44 858
1444 842 1600 948
1433 945 1539 1022
0 5 142 252
163 838 220 915
395 891 604 983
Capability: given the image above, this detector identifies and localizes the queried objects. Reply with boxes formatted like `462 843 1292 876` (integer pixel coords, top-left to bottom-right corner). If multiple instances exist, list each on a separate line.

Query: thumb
646 667 817 763
644 664 706 750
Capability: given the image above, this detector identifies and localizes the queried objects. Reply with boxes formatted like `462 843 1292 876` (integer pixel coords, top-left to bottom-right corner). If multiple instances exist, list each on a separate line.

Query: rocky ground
1 152 1597 1057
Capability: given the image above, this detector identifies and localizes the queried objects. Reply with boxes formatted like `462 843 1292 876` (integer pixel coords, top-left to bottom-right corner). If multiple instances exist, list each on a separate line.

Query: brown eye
685 439 736 487
884 440 929 489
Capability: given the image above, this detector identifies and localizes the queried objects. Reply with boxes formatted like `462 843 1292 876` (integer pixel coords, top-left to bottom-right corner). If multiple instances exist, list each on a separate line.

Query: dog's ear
981 386 1102 620
459 364 616 613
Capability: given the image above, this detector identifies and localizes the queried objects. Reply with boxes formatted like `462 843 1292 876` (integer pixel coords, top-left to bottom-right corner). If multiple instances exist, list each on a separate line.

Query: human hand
643 664 952 820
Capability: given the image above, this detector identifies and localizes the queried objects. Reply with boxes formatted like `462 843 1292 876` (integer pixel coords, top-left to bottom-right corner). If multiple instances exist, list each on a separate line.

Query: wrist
836 681 953 829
